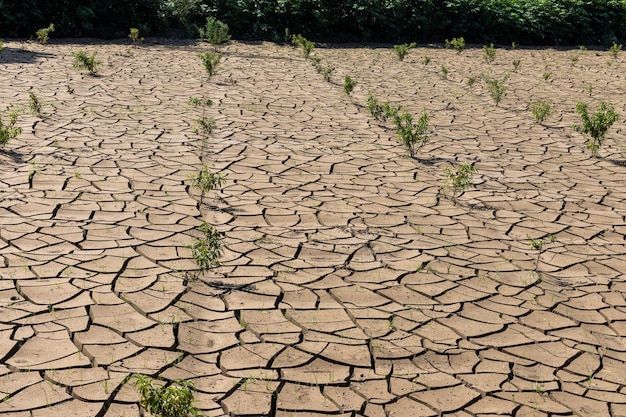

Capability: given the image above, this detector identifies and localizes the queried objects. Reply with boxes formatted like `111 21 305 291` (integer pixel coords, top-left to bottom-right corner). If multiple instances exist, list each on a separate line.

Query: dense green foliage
1 0 626 44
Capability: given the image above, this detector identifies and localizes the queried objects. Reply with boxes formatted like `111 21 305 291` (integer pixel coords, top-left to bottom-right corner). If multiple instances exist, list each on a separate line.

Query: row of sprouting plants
0 21 233 417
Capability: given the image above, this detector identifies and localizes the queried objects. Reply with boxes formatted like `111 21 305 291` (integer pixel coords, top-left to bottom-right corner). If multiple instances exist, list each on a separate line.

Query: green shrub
36 23 54 45
72 50 100 75
445 37 465 53
343 75 356 95
482 73 509 105
0 111 22 148
199 51 221 78
129 27 144 45
291 34 314 59
200 17 231 45
442 162 477 203
610 42 622 58
189 165 225 205
572 101 619 157
189 222 223 273
134 375 201 417
483 43 496 63
393 42 416 61
315 63 334 82
395 110 430 158
530 98 553 123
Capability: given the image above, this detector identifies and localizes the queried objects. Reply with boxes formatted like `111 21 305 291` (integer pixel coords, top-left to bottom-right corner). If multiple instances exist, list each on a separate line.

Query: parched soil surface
1 39 626 416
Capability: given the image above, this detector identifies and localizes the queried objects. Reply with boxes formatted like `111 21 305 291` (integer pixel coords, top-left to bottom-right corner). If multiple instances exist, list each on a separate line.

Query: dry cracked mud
1 39 626 416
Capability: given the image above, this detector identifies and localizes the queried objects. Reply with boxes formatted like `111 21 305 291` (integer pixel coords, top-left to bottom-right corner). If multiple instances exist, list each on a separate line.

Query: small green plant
393 42 416 61
72 50 100 75
129 28 144 46
189 222 222 273
572 101 620 157
189 165 225 205
188 97 213 107
199 51 221 78
134 375 201 417
511 41 517 49
570 53 580 66
292 34 314 59
200 17 231 45
395 109 431 158
366 93 384 120
467 75 477 87
0 111 22 148
0 40 3 54
610 42 622 59
579 45 587 51
512 59 521 72
543 71 552 81
36 24 54 45
315 63 334 82
29 92 43 116
445 37 465 53
422 55 431 65
442 162 477 203
483 43 496 63
530 98 553 123
482 73 509 106
440 64 448 79
343 76 357 95
528 234 556 275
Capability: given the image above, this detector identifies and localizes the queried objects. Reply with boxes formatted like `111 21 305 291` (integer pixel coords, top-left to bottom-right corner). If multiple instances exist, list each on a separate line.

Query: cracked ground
1 39 626 416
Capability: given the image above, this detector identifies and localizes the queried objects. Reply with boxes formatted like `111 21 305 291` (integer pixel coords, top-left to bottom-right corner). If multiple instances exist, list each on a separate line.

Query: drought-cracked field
1 39 626 416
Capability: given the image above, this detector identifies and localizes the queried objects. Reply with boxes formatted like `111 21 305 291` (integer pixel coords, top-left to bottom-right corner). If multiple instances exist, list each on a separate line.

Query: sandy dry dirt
1 39 626 416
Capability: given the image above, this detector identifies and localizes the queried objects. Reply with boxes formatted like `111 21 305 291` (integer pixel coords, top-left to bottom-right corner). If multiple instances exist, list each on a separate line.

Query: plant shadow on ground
0 149 26 164
0 47 55 64
606 159 626 167
414 156 455 166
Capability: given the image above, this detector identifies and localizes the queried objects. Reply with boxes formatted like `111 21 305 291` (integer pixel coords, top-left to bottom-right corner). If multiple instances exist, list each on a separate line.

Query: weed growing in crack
343 76 357 95
36 23 54 45
128 28 144 46
610 42 622 59
445 37 465 53
440 64 448 79
422 55 431 65
528 234 556 281
199 51 221 78
72 51 100 75
543 71 552 81
395 109 430 158
29 92 43 116
393 42 416 61
467 75 477 87
365 94 400 123
0 111 22 149
572 101 619 157
442 162 477 203
483 43 496 63
482 73 509 106
315 63 334 82
292 34 314 59
512 59 521 72
188 165 225 205
134 375 201 417
200 17 231 45
530 98 553 123
189 221 222 274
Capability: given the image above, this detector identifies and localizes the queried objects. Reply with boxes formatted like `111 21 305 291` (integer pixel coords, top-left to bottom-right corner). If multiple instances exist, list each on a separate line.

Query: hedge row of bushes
1 0 625 45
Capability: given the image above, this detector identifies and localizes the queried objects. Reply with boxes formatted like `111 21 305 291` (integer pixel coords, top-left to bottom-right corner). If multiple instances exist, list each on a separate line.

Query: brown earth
1 39 626 416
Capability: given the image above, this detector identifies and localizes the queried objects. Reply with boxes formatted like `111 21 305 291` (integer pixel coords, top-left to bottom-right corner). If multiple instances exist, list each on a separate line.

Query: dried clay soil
1 39 626 416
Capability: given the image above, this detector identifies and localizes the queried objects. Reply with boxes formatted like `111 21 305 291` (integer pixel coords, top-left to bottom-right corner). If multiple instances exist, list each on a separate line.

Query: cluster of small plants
530 98 553 123
36 23 54 45
442 162 477 203
365 94 430 157
189 221 223 274
572 101 619 157
482 73 510 105
129 27 144 46
291 34 314 59
393 42 416 61
445 37 465 53
133 375 201 417
200 17 231 45
343 76 357 95
72 50 100 75
29 92 43 116
483 43 496 63
610 42 622 59
0 111 22 148
199 51 221 78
